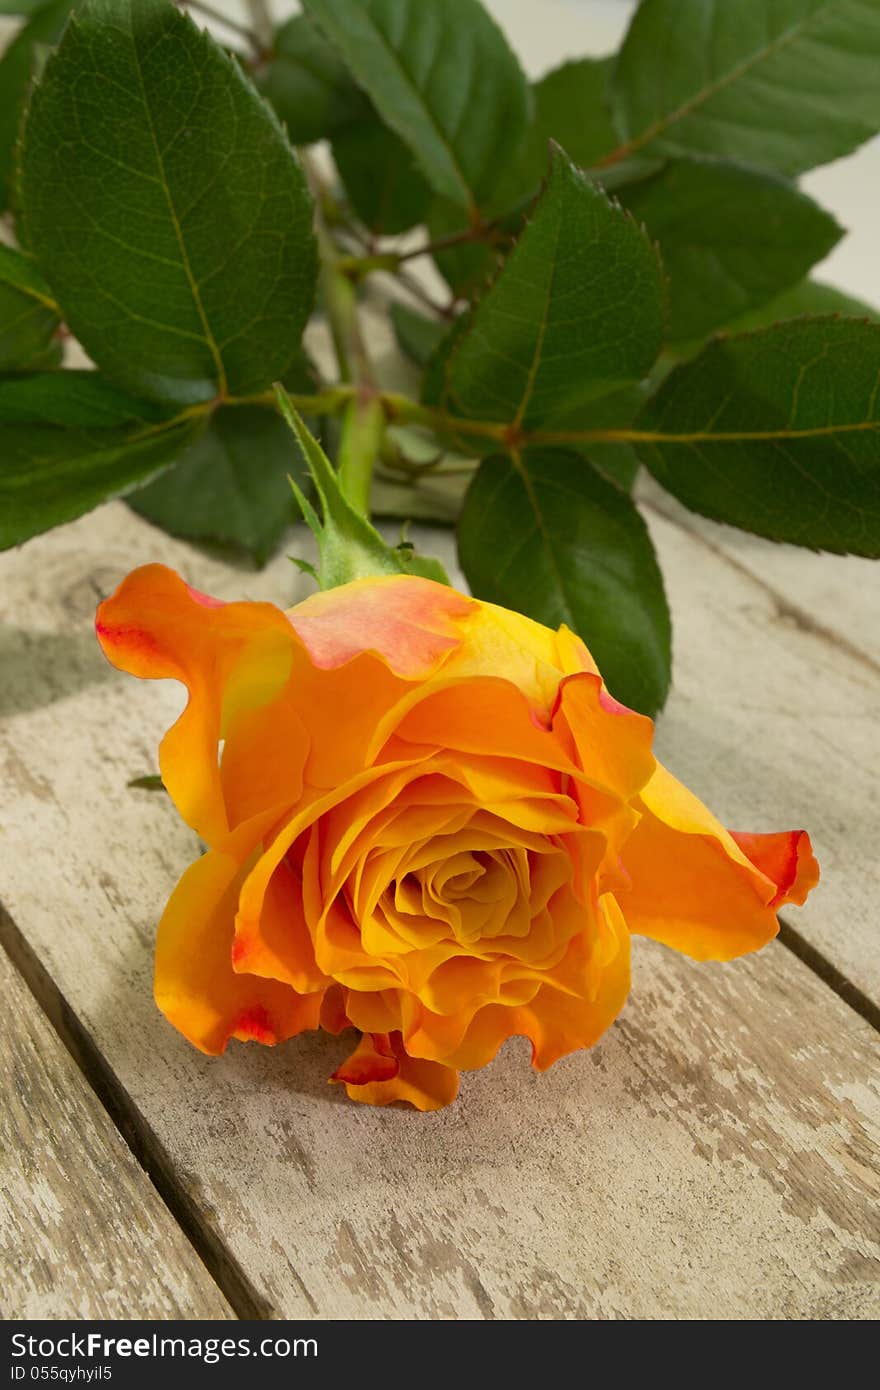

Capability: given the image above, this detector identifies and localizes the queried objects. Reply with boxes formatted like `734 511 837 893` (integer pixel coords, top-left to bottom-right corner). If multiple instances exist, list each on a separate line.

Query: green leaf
531 57 618 171
332 106 432 235
258 12 365 144
445 147 666 430
301 0 530 214
0 243 60 371
275 388 450 587
619 158 842 345
491 56 619 212
421 312 471 411
0 243 57 310
128 348 319 563
15 338 63 370
19 0 317 406
420 310 490 457
0 290 58 373
458 450 671 714
548 382 648 491
127 773 165 791
390 302 448 369
638 317 880 556
0 0 75 212
0 413 202 550
611 0 880 176
0 370 164 424
426 197 504 299
587 444 640 491
722 277 880 334
0 2 59 13
129 404 307 566
394 547 452 585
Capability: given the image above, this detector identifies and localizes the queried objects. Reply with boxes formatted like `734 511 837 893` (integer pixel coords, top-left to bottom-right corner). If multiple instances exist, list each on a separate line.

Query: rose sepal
274 385 450 590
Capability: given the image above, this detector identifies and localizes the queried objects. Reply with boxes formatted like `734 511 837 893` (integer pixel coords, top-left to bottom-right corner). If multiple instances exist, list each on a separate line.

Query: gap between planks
0 903 268 1320
639 487 880 1025
775 919 880 1035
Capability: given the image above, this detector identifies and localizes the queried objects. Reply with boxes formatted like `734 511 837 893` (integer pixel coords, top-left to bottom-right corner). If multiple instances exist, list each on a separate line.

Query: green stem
314 221 385 518
230 385 650 451
382 392 507 442
230 386 356 415
395 218 506 265
338 394 386 516
317 226 376 388
336 252 403 278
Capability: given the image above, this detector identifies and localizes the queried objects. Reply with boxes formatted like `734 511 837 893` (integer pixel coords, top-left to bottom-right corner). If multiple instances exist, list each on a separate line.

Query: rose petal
220 696 310 830
97 564 300 844
232 855 328 994
379 676 579 769
618 763 809 960
288 575 475 676
730 829 820 908
405 893 631 1071
296 653 417 789
553 672 655 802
339 1035 460 1111
441 600 599 714
331 1031 399 1085
154 840 322 1055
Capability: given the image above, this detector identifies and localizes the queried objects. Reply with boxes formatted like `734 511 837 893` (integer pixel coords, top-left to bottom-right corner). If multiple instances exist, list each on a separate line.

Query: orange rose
96 565 818 1111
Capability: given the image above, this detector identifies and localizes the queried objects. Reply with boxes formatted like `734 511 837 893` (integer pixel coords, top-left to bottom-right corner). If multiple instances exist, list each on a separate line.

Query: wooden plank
0 503 877 1319
640 478 880 673
639 498 880 1006
0 943 233 1319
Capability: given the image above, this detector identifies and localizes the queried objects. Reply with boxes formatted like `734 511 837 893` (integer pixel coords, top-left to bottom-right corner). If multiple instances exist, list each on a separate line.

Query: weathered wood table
1 0 878 1321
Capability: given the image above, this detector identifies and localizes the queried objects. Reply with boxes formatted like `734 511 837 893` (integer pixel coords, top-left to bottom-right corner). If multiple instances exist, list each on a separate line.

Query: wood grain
0 944 233 1319
640 496 880 1006
0 502 877 1319
640 477 880 676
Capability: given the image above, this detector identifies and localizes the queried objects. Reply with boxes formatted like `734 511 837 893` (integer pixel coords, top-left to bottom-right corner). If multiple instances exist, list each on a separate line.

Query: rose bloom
96 566 818 1110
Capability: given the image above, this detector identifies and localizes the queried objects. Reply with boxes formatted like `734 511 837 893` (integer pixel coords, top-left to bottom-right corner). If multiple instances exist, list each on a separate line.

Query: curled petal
97 565 300 844
234 755 447 978
232 856 328 994
553 672 655 803
619 764 814 960
155 839 322 1055
332 1031 398 1085
730 830 820 908
295 654 418 789
319 985 350 1034
338 1033 460 1111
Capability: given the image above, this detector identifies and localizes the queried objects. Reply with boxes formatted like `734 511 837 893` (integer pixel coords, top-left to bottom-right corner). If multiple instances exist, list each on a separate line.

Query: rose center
380 846 533 949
